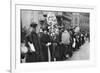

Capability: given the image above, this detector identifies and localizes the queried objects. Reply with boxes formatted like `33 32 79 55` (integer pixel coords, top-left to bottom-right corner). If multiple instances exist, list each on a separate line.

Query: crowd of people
21 16 90 63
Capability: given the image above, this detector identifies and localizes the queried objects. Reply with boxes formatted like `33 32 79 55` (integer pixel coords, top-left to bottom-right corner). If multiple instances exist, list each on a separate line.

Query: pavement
69 40 90 60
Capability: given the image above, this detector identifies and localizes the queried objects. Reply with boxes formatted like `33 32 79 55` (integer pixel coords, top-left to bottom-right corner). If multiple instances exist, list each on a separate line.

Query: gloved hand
46 42 51 46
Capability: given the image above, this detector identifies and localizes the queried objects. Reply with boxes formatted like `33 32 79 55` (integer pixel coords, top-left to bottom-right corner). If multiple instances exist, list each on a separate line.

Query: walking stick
47 46 51 62
47 43 51 62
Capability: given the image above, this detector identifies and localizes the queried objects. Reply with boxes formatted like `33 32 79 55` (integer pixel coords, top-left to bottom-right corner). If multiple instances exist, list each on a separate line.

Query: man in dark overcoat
25 23 44 62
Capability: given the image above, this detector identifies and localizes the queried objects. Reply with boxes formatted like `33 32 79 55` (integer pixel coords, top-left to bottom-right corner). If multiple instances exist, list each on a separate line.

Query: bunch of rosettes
47 24 59 38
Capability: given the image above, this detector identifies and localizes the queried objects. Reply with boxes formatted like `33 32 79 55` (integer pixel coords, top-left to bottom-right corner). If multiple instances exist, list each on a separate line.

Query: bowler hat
30 22 37 28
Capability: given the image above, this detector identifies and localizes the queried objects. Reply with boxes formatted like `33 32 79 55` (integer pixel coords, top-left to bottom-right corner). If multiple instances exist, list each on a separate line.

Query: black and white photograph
20 10 90 63
0 0 99 73
10 2 96 72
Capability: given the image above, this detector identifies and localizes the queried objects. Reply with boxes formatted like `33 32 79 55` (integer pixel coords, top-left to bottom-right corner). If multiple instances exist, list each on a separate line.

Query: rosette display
46 12 59 38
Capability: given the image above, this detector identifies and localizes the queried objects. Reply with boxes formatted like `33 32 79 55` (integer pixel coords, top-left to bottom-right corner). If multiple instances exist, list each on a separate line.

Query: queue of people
21 21 89 63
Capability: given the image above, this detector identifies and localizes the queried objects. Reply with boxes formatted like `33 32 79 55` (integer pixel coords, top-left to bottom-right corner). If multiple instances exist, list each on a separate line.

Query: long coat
25 31 44 62
39 32 51 61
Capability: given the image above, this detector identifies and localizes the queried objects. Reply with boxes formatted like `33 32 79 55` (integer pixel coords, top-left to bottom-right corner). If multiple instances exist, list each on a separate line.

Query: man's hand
46 42 51 46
